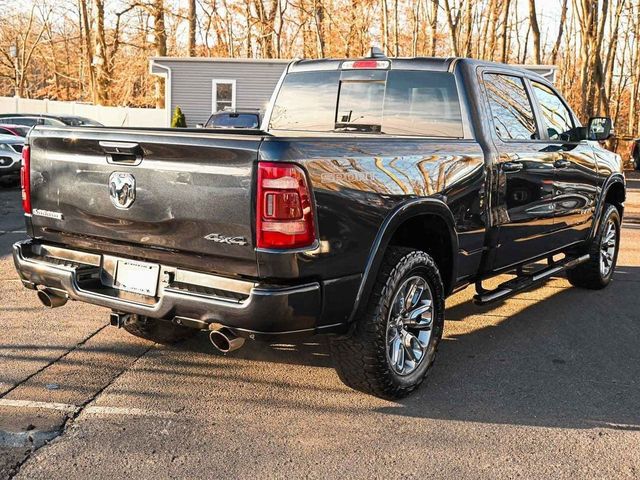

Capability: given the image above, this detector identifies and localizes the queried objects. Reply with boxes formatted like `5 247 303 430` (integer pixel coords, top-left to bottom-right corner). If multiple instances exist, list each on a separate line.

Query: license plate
114 259 160 296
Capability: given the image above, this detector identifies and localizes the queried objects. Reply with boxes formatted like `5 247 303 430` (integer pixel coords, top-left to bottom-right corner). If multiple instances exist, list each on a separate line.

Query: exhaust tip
209 328 245 354
37 289 67 308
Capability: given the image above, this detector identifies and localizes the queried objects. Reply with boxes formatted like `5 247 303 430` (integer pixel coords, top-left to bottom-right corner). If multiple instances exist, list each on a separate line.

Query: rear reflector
20 145 31 214
342 60 390 70
257 162 316 249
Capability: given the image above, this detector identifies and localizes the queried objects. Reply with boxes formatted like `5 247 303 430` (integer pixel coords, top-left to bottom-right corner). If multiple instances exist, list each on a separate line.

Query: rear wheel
329 247 445 399
566 204 621 289
123 315 195 344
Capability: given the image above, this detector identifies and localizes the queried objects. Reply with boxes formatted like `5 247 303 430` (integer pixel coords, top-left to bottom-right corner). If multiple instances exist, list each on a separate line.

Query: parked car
200 110 261 129
0 113 102 127
0 134 24 185
0 124 31 138
13 55 625 399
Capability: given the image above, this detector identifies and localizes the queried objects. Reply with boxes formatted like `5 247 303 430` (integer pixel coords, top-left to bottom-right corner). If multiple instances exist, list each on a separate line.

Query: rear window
269 70 463 137
2 117 36 126
206 113 260 129
62 117 101 126
9 126 30 136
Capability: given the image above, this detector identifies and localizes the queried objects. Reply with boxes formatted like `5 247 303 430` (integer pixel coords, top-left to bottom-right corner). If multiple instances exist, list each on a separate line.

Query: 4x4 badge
109 172 136 210
204 233 248 246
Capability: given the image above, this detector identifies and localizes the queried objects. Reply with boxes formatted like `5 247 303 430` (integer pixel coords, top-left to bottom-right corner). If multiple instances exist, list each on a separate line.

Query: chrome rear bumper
13 240 331 335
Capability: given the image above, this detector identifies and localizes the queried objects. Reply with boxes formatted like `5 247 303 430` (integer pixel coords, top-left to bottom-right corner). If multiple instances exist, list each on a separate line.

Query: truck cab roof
287 57 554 84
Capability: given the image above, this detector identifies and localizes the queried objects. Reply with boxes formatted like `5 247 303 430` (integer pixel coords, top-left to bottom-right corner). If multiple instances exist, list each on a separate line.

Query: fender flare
347 198 459 324
589 174 626 241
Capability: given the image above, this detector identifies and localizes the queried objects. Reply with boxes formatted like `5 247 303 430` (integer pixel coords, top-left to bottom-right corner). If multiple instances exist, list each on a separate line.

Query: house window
212 79 236 112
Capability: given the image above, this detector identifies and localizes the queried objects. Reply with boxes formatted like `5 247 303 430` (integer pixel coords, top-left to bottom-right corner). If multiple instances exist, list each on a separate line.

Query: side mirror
196 123 204 128
588 117 614 141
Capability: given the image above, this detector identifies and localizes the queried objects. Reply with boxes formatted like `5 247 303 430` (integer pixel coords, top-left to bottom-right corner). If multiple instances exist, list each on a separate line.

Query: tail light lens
341 60 390 69
257 162 316 249
20 145 31 214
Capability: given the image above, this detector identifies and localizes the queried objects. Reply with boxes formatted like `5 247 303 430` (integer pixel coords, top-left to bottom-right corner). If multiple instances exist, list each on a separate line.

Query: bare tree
153 0 167 107
550 0 568 64
528 0 542 64
188 0 196 56
443 0 462 56
1 0 640 139
426 0 439 56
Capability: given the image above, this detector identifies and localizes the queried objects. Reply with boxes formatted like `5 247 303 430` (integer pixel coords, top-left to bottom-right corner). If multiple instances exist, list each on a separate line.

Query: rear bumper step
473 254 590 306
12 240 338 336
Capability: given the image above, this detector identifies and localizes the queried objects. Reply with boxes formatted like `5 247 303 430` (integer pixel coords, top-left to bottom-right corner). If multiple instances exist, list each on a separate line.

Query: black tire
123 315 195 344
329 247 445 399
566 204 621 289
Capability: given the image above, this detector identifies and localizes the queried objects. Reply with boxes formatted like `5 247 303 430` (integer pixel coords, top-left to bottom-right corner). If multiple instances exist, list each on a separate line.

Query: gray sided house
150 57 290 127
150 57 557 128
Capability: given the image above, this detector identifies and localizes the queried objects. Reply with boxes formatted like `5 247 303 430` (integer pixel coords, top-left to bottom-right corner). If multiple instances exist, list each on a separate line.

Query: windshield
269 69 464 137
206 113 260 129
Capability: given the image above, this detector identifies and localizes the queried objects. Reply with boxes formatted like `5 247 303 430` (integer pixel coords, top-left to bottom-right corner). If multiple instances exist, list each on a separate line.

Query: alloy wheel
600 218 618 277
386 275 434 376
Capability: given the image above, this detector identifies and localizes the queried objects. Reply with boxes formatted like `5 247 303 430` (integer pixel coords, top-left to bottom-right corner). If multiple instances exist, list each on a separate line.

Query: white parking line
0 399 176 419
83 406 177 418
0 399 78 414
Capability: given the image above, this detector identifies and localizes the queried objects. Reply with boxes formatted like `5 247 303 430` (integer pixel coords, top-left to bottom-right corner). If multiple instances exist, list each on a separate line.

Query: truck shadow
380 268 640 430
186 268 640 431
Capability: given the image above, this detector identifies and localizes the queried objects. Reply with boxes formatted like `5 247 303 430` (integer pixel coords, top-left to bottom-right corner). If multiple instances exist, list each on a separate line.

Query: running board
473 254 590 306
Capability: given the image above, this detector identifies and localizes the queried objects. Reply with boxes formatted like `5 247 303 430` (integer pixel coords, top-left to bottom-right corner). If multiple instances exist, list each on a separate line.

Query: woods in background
0 0 639 137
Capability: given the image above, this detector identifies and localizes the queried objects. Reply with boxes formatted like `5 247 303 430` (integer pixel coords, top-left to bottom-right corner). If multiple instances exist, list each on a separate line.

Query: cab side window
484 73 538 141
531 82 575 141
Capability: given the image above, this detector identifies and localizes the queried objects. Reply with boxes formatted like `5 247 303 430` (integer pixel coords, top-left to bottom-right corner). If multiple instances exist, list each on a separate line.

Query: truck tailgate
28 127 261 278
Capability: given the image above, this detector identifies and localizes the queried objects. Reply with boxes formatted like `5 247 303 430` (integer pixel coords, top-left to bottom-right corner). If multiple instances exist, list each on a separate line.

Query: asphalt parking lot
0 176 639 479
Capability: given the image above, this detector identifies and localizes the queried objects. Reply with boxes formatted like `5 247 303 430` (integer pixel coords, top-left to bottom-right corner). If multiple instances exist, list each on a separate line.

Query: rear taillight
20 145 31 214
256 162 316 249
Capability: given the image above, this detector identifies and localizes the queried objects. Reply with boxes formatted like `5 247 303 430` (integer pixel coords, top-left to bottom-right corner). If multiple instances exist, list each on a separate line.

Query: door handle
501 161 523 173
99 141 143 165
554 159 571 169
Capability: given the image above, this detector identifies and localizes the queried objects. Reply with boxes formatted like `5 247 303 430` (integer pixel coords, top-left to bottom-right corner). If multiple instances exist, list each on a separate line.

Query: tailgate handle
99 141 143 165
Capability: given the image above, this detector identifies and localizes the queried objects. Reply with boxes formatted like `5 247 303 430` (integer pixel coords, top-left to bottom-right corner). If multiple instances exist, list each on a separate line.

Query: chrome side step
473 254 590 306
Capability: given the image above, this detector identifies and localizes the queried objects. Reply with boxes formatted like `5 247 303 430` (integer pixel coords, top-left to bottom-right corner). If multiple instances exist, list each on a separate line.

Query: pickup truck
13 55 625 399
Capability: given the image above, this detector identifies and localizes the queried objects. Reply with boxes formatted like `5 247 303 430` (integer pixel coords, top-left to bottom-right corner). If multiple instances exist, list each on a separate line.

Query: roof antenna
368 46 386 58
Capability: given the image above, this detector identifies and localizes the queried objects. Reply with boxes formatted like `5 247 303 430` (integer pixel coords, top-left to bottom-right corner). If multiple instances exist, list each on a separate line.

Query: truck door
528 81 598 245
482 72 564 270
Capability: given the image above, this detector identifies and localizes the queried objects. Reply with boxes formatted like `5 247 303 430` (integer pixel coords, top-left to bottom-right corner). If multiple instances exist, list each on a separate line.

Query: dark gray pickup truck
13 55 625 398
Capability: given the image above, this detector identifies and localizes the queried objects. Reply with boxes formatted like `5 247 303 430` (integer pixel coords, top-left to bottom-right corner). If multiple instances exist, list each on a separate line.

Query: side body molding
347 198 459 324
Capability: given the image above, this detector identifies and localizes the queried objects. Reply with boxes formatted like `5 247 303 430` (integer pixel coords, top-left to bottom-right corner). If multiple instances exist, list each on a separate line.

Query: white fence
0 96 167 128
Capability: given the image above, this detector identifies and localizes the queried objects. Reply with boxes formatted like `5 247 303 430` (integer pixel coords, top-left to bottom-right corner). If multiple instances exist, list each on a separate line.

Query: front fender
347 198 459 324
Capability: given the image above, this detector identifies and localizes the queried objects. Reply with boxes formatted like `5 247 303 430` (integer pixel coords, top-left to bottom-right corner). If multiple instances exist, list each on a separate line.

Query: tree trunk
153 0 167 108
79 0 97 104
381 0 389 55
411 0 420 57
315 0 325 57
500 0 512 63
188 0 197 56
528 0 541 63
93 0 109 105
428 0 439 56
486 0 499 61
393 0 399 56
550 0 568 64
443 0 460 57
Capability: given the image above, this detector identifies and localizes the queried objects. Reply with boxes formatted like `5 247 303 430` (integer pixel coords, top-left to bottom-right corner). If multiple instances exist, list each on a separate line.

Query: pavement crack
0 324 109 401
6 341 155 479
